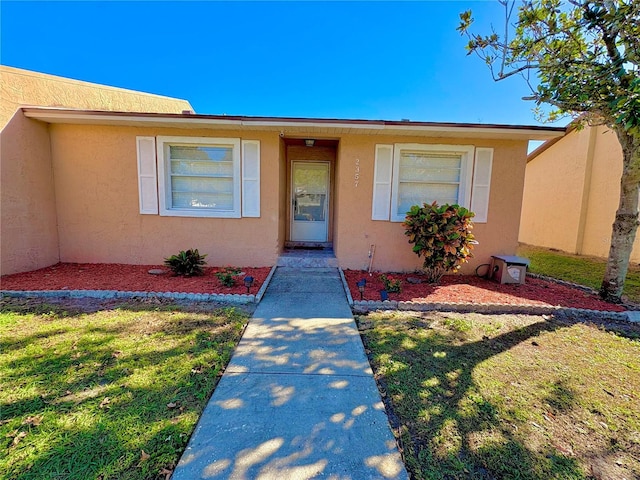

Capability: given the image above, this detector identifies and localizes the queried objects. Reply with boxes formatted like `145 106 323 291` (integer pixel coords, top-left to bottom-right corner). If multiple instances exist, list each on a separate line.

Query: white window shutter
372 144 394 220
241 140 260 217
470 147 493 223
136 136 158 214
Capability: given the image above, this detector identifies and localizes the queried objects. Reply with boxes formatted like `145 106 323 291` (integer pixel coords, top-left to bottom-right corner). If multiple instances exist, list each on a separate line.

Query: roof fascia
22 107 566 139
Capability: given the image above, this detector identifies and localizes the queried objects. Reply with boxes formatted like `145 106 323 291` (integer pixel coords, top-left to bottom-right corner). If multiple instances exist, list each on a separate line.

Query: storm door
290 161 329 242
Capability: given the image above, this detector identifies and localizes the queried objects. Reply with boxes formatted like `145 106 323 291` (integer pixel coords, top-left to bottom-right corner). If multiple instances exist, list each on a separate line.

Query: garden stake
368 244 376 276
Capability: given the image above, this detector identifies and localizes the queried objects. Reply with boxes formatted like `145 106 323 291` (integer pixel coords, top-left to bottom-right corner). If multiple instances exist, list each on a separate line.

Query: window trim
156 136 241 218
390 143 475 222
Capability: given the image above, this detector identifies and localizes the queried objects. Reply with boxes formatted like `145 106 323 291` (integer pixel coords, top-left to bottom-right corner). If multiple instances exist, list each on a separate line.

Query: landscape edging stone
352 298 629 321
1 289 256 304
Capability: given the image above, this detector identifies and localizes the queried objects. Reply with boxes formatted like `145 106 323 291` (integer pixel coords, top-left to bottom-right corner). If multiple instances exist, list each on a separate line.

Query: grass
358 311 640 480
0 298 249 480
517 244 640 303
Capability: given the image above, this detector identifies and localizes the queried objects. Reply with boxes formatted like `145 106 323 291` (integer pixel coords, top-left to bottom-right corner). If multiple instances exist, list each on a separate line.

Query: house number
354 158 360 187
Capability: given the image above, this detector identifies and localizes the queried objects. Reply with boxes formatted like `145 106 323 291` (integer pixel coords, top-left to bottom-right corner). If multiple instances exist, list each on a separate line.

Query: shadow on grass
362 315 587 479
0 298 247 479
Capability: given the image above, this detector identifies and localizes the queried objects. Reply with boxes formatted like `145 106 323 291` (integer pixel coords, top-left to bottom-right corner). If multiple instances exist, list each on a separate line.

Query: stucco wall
49 125 282 267
519 128 588 253
37 125 528 273
0 114 59 275
334 135 529 274
581 126 640 263
520 125 640 263
0 67 196 275
0 66 192 129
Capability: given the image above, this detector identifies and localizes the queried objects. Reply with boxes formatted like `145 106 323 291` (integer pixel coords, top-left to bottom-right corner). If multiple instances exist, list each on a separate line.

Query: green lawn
517 244 640 303
358 311 640 480
0 298 249 480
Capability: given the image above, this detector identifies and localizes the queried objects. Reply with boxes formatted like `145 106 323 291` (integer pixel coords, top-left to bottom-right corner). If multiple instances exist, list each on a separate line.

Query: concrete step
277 249 338 268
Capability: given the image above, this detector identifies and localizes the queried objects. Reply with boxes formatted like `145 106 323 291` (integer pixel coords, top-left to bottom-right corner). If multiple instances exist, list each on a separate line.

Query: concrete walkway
173 267 408 479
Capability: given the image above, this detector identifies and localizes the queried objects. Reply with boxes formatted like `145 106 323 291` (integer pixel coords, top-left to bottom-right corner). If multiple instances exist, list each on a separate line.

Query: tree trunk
600 127 640 303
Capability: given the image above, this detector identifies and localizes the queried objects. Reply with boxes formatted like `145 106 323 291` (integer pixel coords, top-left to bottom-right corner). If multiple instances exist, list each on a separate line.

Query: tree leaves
459 0 639 129
459 0 640 302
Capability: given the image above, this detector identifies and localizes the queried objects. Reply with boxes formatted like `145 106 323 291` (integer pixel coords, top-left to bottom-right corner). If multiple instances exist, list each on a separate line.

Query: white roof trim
22 107 566 140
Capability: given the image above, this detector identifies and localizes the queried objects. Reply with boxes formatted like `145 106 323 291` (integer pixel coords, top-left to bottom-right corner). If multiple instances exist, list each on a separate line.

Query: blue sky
1 1 558 129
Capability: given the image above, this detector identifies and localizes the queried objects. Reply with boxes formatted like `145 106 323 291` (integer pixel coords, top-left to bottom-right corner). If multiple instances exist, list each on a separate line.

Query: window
157 136 241 218
390 144 475 222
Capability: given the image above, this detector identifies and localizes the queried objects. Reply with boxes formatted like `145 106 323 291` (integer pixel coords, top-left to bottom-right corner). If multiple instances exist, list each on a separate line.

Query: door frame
285 140 337 246
290 161 330 243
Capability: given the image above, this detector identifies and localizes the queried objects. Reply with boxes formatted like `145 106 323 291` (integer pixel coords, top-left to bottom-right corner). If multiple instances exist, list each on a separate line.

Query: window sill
159 208 241 219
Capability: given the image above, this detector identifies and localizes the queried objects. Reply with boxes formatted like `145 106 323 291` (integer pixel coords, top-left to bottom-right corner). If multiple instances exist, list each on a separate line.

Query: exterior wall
0 115 59 275
334 135 529 274
0 66 194 275
581 127 640 263
33 124 529 273
49 124 282 267
520 125 640 263
519 128 589 253
0 66 192 129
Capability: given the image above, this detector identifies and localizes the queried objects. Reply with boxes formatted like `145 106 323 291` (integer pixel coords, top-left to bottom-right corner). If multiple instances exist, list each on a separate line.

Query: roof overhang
22 107 566 141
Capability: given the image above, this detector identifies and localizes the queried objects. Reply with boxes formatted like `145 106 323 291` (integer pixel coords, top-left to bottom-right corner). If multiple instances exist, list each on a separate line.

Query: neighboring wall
0 66 194 275
335 135 529 274
519 128 589 253
0 66 192 128
0 114 59 274
581 127 640 262
519 125 640 263
50 125 282 268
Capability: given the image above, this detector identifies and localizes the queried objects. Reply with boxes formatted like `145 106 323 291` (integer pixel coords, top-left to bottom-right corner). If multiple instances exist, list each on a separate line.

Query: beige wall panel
334 134 529 274
519 129 589 252
50 125 281 267
581 127 640 262
1 115 59 274
1 66 192 129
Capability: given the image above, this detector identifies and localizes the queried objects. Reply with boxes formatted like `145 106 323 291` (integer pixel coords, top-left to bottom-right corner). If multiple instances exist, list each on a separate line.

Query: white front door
291 161 329 242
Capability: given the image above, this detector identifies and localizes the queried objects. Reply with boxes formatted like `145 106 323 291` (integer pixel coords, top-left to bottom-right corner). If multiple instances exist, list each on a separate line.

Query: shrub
164 249 207 277
380 274 402 293
403 202 476 284
215 267 241 287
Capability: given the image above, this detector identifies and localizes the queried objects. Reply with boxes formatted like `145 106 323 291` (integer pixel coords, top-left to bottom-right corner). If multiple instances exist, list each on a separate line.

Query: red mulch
343 270 626 312
0 263 271 295
0 263 626 312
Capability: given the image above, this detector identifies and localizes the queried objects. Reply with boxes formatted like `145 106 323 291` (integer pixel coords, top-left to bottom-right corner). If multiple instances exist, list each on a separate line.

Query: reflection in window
294 193 326 221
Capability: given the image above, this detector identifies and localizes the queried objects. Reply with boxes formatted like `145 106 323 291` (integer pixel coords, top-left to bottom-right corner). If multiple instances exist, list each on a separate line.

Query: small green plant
442 316 473 333
404 202 476 284
215 267 241 287
379 274 402 293
164 249 207 277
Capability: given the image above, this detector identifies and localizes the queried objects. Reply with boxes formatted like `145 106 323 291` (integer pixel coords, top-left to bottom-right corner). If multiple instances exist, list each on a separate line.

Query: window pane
171 176 233 194
168 144 235 211
171 160 233 176
172 177 233 209
294 193 326 221
172 192 234 209
293 166 328 195
170 145 233 162
397 183 459 215
396 150 462 215
400 152 461 183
